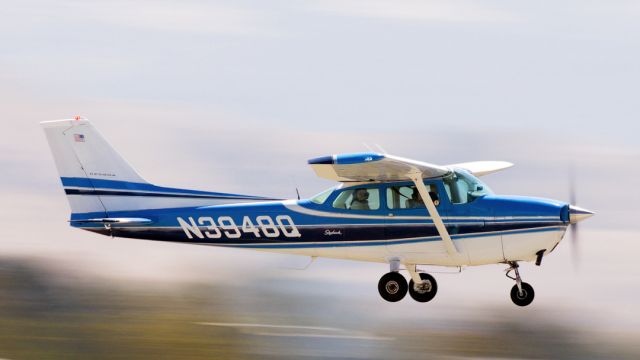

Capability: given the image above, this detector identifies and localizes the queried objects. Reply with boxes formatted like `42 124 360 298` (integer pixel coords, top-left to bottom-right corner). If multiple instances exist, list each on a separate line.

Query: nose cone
569 205 595 224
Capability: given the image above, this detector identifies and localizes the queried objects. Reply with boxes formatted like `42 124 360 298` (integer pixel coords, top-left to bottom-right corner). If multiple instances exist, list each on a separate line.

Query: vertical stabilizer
41 118 275 218
41 118 147 217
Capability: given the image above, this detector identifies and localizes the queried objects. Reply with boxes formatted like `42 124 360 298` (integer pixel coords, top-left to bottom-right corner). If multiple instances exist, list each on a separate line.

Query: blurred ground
1 255 638 359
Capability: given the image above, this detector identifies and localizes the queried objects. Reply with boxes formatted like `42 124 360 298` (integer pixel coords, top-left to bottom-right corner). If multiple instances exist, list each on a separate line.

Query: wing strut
409 174 459 256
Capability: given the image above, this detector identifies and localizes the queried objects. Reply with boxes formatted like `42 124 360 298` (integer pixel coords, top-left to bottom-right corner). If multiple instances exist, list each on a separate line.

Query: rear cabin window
332 188 380 210
386 184 440 209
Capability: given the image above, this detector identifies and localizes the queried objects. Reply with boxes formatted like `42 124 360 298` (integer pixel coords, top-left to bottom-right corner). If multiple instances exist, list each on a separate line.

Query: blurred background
1 0 639 358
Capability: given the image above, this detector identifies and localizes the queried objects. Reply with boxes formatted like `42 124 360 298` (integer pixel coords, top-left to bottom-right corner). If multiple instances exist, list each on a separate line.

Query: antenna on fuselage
291 176 301 200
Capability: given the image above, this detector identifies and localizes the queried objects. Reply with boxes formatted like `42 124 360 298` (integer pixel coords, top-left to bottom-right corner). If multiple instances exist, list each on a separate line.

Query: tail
41 118 274 219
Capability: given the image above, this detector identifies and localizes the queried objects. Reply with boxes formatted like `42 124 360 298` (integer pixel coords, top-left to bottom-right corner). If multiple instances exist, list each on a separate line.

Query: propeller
568 166 594 269
569 167 579 267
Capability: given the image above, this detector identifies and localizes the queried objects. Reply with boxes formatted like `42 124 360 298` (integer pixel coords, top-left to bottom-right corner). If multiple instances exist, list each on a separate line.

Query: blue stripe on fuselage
68 190 568 250
60 177 273 200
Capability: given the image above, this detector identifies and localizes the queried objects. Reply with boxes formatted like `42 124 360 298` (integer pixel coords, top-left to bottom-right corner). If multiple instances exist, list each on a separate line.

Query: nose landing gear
506 262 535 306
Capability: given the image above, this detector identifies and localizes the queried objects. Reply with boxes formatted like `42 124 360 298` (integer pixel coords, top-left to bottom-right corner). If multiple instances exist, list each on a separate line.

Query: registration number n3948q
177 215 301 239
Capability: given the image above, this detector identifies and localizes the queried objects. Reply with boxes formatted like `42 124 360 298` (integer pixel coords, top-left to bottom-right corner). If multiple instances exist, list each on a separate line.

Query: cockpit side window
386 183 439 209
443 170 492 204
332 187 380 210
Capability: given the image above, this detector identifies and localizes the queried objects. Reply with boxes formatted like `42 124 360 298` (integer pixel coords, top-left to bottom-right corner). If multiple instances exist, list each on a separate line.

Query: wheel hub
385 281 399 294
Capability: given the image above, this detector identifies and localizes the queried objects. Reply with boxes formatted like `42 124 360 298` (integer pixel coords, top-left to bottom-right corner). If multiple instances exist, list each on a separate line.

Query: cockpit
443 169 493 204
309 169 492 209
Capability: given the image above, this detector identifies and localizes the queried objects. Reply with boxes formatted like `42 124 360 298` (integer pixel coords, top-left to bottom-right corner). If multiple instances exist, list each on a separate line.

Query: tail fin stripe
60 177 271 199
43 119 275 215
64 188 277 200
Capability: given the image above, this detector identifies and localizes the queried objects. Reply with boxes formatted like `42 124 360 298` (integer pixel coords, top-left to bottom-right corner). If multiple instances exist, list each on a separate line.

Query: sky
1 0 640 347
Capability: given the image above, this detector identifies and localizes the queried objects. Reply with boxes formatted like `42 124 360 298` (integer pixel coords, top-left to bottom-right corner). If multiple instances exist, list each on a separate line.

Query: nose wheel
506 262 535 306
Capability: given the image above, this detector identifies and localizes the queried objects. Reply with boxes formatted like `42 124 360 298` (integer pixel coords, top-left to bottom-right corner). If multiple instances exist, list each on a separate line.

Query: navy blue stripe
60 177 271 199
64 188 278 200
89 221 564 244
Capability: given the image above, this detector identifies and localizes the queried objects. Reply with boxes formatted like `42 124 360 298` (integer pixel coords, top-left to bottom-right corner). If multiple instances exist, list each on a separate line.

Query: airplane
41 118 594 306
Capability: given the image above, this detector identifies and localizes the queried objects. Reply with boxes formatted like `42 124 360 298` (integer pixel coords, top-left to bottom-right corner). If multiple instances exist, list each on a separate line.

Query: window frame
443 170 492 205
330 186 382 211
385 181 443 210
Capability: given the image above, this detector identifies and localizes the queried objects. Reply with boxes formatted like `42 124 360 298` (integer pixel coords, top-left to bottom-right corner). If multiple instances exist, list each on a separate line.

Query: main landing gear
378 262 438 303
506 262 535 307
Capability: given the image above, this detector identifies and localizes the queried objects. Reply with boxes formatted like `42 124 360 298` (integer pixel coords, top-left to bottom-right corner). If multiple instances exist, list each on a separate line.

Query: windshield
443 169 493 204
310 187 335 204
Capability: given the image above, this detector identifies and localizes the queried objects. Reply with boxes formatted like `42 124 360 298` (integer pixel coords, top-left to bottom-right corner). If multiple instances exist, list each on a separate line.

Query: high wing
308 153 513 182
308 153 450 182
447 161 514 177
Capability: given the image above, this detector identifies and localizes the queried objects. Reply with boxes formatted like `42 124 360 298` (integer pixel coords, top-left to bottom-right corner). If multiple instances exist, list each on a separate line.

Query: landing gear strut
408 273 438 302
406 264 438 302
506 262 535 306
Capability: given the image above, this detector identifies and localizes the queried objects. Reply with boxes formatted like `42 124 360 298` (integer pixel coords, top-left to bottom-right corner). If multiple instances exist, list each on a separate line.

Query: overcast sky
1 0 639 331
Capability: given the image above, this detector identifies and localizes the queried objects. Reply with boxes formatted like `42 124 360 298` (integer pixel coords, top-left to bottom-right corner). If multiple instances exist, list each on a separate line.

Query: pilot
350 188 370 210
406 190 423 208
430 186 440 206
407 186 440 208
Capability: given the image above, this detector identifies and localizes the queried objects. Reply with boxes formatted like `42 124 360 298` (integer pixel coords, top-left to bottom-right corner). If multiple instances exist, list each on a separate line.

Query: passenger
350 189 370 210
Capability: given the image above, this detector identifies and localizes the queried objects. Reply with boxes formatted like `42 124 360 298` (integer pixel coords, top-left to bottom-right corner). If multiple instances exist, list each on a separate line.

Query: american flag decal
74 134 85 142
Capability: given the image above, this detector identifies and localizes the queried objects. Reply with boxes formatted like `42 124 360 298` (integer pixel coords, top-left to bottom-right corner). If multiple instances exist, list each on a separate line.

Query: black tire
378 272 408 302
510 282 535 307
409 273 438 303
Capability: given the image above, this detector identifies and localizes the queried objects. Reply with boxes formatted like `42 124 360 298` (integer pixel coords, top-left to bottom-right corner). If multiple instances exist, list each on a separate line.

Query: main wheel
510 282 535 307
378 272 408 302
409 273 438 303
